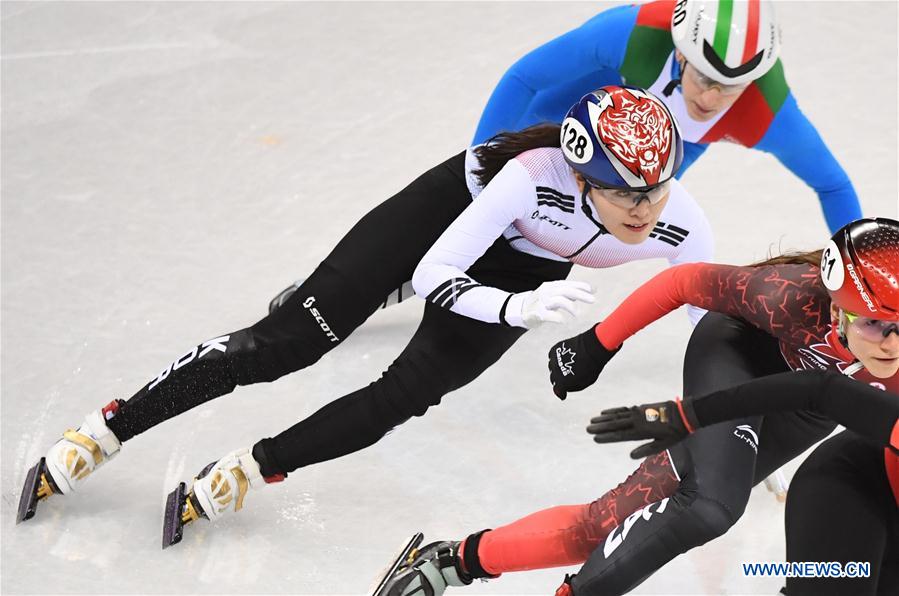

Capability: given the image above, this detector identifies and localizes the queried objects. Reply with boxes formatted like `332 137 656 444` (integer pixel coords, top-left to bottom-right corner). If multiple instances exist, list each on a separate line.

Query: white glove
505 280 595 328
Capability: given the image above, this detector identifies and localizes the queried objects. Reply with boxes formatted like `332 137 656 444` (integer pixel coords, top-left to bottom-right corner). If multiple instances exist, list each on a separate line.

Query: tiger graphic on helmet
561 86 684 190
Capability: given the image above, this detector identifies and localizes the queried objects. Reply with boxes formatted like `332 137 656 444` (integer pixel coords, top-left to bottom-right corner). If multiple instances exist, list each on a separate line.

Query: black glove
586 397 699 459
547 326 620 400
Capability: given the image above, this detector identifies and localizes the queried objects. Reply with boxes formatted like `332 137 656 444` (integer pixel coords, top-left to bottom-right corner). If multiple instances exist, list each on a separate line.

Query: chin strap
841 361 866 376
832 311 864 375
663 56 684 97
662 78 681 97
833 309 850 348
580 185 606 231
562 186 608 261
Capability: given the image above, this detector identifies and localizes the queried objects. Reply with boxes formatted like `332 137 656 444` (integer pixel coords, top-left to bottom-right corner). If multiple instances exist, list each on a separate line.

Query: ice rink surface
2 1 897 594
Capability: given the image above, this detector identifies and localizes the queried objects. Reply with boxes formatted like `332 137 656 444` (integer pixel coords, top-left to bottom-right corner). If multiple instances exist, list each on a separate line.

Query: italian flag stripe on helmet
712 0 734 60
741 0 761 64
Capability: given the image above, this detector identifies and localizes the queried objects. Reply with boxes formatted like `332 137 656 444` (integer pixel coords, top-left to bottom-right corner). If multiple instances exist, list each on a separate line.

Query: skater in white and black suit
18 87 713 548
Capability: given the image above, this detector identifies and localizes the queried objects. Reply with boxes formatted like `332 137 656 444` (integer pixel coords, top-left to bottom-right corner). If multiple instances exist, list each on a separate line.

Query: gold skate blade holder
36 473 55 500
181 493 202 524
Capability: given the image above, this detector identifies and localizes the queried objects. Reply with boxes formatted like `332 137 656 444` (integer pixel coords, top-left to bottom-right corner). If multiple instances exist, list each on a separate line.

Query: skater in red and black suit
377 217 898 596
588 367 899 595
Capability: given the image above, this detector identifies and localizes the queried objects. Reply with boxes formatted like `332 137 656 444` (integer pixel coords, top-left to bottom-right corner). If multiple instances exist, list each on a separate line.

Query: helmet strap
834 309 850 349
663 56 684 97
662 79 681 97
580 185 607 232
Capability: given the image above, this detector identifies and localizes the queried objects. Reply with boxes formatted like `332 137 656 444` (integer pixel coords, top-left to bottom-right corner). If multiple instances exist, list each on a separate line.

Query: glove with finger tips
586 397 699 458
515 280 595 329
547 325 619 400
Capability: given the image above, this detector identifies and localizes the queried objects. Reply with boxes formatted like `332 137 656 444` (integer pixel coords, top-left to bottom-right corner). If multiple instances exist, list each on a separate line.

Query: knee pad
601 490 743 556
677 494 743 548
140 328 259 392
156 325 309 387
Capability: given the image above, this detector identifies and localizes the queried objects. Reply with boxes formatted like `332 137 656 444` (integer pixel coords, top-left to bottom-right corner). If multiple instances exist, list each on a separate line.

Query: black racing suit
683 370 899 596
105 152 571 474
567 262 898 595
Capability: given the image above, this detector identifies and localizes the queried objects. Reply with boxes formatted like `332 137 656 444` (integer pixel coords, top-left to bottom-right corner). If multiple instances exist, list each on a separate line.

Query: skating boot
17 401 123 523
162 447 281 548
268 279 414 314
373 534 473 596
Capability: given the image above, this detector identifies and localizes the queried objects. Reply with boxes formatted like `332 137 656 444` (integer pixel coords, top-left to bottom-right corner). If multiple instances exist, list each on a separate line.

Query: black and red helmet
820 217 899 321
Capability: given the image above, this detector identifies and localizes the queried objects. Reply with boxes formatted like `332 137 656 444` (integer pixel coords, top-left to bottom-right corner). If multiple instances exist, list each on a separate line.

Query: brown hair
751 249 823 267
472 124 561 188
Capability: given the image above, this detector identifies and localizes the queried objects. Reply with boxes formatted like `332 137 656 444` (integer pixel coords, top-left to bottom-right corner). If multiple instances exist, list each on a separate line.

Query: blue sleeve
674 141 709 179
755 93 862 233
472 5 638 145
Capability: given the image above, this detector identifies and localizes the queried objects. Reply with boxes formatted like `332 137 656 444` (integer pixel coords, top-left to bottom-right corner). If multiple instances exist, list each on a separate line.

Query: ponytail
472 124 561 188
751 249 824 267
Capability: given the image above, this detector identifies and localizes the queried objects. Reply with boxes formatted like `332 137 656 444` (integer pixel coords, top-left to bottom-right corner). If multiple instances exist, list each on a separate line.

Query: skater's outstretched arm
594 262 823 350
547 261 822 399
588 370 899 458
755 93 862 233
413 158 594 328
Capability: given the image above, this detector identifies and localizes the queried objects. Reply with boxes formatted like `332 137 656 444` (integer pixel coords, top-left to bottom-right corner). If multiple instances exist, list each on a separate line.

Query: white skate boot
190 447 266 521
162 447 278 548
17 404 123 523
45 409 122 494
374 535 473 596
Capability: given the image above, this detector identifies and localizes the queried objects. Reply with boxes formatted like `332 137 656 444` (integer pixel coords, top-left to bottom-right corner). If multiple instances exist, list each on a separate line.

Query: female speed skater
271 0 862 314
374 217 898 596
16 87 714 549
473 0 862 232
588 368 899 595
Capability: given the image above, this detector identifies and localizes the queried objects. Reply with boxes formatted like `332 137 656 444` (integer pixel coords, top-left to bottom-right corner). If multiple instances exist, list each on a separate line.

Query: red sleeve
595 262 822 349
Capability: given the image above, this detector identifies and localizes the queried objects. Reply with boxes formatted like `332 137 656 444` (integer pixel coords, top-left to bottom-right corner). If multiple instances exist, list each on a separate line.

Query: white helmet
672 0 781 86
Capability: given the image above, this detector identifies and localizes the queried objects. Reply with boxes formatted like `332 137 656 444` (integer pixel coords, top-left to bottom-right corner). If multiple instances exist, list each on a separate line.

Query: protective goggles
844 310 899 342
588 180 671 209
683 62 749 97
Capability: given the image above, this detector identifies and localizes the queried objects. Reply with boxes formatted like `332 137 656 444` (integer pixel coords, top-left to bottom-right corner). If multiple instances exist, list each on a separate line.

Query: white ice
1 2 897 595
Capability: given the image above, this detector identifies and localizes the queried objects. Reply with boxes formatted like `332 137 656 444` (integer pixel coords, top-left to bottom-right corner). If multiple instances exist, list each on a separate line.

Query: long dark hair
472 124 561 188
751 249 824 267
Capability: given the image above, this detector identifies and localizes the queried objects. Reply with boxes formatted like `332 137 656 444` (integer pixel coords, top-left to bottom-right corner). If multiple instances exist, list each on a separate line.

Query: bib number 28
561 117 593 164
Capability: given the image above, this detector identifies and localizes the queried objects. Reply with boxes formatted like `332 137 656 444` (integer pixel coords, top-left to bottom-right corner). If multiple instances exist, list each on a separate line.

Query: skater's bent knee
373 358 450 421
680 495 743 546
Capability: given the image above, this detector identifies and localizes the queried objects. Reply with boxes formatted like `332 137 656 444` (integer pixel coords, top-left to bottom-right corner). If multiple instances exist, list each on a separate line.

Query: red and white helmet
820 217 899 321
672 0 781 86
560 86 684 190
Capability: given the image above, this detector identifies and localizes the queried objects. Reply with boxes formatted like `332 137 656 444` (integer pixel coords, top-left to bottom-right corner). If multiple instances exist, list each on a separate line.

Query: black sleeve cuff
498 294 513 327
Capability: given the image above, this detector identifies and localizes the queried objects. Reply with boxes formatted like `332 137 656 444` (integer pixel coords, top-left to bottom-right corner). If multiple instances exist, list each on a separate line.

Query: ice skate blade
162 482 189 549
371 532 425 596
17 458 50 524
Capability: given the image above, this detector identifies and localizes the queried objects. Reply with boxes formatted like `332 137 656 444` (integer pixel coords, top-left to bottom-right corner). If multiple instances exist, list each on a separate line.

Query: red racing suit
472 262 897 575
